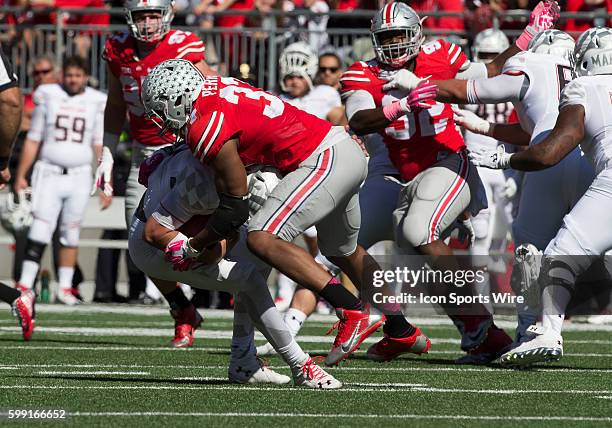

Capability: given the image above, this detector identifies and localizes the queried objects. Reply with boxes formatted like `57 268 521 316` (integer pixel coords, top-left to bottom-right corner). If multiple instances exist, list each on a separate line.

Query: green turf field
0 305 611 427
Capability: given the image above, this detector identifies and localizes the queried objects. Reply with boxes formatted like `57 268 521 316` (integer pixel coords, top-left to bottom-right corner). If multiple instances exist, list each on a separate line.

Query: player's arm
346 86 437 135
189 139 249 251
508 105 583 171
453 107 531 146
0 85 22 188
433 72 526 105
326 106 347 126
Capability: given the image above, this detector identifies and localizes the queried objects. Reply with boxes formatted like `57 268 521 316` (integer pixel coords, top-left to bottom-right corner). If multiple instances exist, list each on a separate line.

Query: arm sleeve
559 79 588 121
466 73 527 105
26 91 46 143
344 89 376 122
455 61 488 80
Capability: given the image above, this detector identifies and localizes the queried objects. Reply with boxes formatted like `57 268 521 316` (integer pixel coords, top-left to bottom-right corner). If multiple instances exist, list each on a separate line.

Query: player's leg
502 169 612 366
55 169 91 305
17 164 62 291
0 281 35 340
394 151 512 362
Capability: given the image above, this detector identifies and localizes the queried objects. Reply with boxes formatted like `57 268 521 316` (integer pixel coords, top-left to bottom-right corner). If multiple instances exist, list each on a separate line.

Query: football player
341 1 558 363
0 281 35 341
470 27 612 367
129 144 341 388
0 49 21 189
142 59 430 366
93 0 214 346
432 29 595 342
14 57 106 305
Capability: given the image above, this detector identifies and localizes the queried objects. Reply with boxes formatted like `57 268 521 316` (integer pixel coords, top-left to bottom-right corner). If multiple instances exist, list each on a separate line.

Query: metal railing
2 7 611 91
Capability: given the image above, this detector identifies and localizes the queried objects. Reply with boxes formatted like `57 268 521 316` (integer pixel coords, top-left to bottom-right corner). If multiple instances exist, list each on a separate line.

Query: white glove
452 106 492 135
381 69 426 92
469 145 513 169
504 176 518 199
91 146 114 197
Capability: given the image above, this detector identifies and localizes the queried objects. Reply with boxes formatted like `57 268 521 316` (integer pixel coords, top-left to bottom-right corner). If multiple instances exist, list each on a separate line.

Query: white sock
284 308 307 338
145 277 162 300
541 285 571 336
19 260 39 289
58 266 74 291
276 338 308 369
277 273 296 301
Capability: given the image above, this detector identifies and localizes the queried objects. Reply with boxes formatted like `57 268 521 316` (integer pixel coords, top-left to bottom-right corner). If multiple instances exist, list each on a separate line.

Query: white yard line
1 363 612 374
37 371 150 376
61 412 612 422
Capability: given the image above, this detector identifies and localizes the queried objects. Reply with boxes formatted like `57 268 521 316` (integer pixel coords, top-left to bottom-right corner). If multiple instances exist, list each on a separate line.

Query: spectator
284 0 329 51
316 51 343 90
563 0 612 34
407 0 465 32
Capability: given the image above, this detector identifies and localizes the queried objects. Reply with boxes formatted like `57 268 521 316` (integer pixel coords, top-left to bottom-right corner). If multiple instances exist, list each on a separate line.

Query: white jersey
281 84 341 120
27 84 106 168
560 75 612 174
144 146 219 231
501 52 574 143
463 102 514 152
468 51 574 145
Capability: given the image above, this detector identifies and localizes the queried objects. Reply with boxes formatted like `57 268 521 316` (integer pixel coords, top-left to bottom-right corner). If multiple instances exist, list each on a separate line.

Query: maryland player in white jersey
92 0 214 347
128 144 341 388
433 29 596 341
13 57 106 305
470 27 612 367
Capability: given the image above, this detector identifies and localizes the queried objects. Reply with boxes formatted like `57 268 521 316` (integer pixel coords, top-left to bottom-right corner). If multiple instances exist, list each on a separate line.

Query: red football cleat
12 289 36 341
170 304 203 348
325 305 384 366
455 324 513 365
367 327 431 362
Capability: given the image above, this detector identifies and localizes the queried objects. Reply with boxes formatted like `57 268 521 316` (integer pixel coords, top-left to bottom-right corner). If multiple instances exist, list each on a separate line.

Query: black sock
319 277 363 310
383 314 416 338
0 282 21 305
163 287 191 310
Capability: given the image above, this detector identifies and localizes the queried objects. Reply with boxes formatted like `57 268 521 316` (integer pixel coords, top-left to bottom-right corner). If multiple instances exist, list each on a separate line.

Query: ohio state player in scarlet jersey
141 59 432 366
343 2 559 363
92 0 215 349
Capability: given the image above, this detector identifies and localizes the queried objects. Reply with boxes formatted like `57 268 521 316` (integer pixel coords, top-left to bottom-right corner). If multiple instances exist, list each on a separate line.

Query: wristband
382 101 408 122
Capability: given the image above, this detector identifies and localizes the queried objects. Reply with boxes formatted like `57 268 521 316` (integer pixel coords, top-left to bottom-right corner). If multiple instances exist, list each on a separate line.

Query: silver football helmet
371 2 424 68
0 190 32 234
472 28 509 63
527 29 575 62
575 27 612 77
141 59 204 137
125 0 175 43
279 42 318 92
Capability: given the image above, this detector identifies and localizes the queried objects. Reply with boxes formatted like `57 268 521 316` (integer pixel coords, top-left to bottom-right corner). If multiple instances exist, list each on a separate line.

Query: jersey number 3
219 78 284 119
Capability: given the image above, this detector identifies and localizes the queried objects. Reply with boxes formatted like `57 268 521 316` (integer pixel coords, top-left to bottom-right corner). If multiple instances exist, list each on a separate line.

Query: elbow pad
208 192 249 237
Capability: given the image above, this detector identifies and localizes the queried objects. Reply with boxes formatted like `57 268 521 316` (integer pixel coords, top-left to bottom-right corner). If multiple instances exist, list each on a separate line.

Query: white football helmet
247 167 282 218
371 2 424 68
0 190 32 234
527 29 575 62
472 28 509 63
279 42 318 92
125 0 175 43
141 59 204 137
575 27 612 77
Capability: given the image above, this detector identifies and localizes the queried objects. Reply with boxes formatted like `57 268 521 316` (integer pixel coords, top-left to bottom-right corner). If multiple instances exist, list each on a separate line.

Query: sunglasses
33 68 53 76
318 66 339 73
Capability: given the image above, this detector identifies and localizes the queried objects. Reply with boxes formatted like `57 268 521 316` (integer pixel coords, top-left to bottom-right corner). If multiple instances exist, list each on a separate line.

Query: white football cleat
293 355 342 389
56 288 82 306
500 325 563 368
228 358 290 385
256 341 277 357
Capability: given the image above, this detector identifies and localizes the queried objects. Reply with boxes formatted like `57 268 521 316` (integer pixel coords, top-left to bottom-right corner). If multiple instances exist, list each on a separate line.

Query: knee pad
59 221 81 247
24 239 46 263
539 256 577 294
28 218 54 244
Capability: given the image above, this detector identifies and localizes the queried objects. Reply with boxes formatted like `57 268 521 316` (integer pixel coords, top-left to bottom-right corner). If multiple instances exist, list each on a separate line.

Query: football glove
91 146 114 197
516 0 560 50
469 145 513 169
452 106 492 135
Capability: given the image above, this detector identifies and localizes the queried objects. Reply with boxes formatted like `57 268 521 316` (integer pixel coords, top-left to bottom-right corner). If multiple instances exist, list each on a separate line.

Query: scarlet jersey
341 39 467 181
103 29 205 147
186 76 332 173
